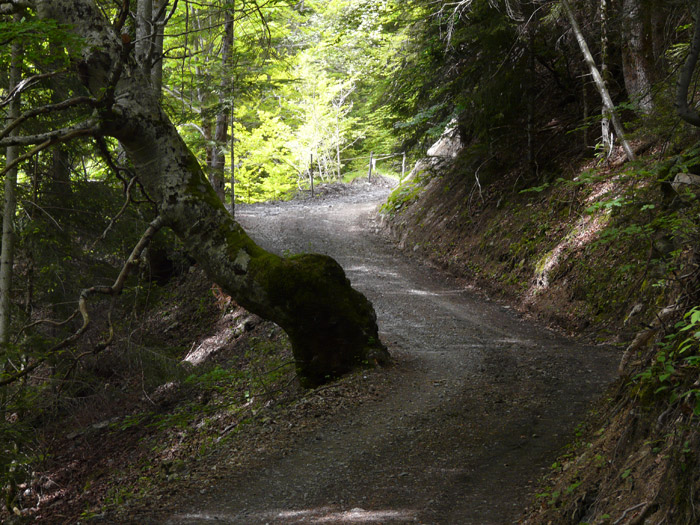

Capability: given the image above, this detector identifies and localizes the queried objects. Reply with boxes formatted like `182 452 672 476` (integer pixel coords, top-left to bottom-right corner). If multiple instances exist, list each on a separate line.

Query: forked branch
0 127 97 179
0 119 98 149
0 96 95 140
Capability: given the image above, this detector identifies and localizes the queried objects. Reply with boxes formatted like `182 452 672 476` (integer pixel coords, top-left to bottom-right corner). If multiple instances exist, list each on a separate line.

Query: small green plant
594 454 607 467
635 306 700 413
80 508 99 521
104 484 137 507
565 480 582 494
380 180 423 217
548 490 560 506
184 365 243 392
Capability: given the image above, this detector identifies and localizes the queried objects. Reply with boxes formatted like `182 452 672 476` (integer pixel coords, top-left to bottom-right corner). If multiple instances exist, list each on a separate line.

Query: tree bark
0 17 21 351
151 0 166 97
620 0 655 113
676 0 700 128
135 0 153 73
600 0 613 157
210 11 233 204
31 0 389 386
561 0 635 162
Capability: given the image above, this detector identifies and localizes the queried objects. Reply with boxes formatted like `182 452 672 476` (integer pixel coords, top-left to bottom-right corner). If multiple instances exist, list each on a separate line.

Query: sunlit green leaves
0 17 84 77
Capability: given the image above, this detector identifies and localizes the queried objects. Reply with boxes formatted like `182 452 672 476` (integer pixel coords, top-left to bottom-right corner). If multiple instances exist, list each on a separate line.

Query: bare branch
22 199 64 232
91 176 137 249
79 215 164 328
0 70 63 108
163 86 202 113
0 119 98 149
95 136 157 206
159 0 178 26
182 122 208 137
0 96 95 140
14 310 78 343
95 135 132 185
0 126 97 179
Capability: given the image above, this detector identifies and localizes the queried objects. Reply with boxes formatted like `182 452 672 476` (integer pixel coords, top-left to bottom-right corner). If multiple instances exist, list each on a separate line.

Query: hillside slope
382 135 700 523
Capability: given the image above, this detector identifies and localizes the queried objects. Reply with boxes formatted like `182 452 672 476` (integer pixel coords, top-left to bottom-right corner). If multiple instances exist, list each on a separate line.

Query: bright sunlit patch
526 176 625 298
346 265 400 279
174 506 418 523
183 328 234 365
276 507 418 523
312 508 417 523
528 212 609 294
276 508 330 518
175 513 230 521
382 288 463 297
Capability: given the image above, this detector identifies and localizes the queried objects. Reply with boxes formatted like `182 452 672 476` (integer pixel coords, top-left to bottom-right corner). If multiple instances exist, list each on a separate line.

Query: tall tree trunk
191 8 218 198
600 0 613 157
210 11 233 204
31 0 389 386
561 0 635 161
151 0 166 97
230 97 236 216
0 18 21 352
676 0 700 127
621 0 655 113
230 1 237 215
336 121 342 181
135 0 153 74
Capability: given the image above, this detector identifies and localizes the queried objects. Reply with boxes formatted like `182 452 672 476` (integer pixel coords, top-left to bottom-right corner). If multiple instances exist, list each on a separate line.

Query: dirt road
162 183 617 524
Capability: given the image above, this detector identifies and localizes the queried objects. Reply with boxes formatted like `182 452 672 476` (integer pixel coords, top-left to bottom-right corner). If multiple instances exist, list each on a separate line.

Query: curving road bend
162 185 618 524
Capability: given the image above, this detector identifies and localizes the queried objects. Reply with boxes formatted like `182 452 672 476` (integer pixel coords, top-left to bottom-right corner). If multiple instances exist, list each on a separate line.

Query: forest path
163 183 617 524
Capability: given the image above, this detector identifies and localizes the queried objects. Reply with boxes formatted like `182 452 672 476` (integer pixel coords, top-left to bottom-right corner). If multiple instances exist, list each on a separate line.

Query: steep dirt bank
120 181 619 524
382 150 700 523
380 153 682 341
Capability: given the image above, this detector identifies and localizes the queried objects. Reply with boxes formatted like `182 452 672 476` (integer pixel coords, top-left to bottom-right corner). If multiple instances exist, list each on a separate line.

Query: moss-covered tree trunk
32 0 389 387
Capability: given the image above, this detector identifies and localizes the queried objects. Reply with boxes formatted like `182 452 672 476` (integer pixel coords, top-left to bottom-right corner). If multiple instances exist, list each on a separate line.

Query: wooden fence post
310 153 314 197
367 151 374 181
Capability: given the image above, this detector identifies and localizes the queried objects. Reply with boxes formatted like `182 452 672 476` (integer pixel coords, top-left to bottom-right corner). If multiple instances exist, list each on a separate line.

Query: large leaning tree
0 0 390 387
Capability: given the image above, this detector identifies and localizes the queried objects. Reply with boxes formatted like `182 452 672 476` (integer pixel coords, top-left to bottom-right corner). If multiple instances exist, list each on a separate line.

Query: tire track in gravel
164 185 618 524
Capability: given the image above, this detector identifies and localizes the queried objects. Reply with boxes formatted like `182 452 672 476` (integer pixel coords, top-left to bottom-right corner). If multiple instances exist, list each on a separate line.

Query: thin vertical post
368 151 374 181
310 153 314 197
229 0 236 217
401 152 406 181
230 98 235 216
